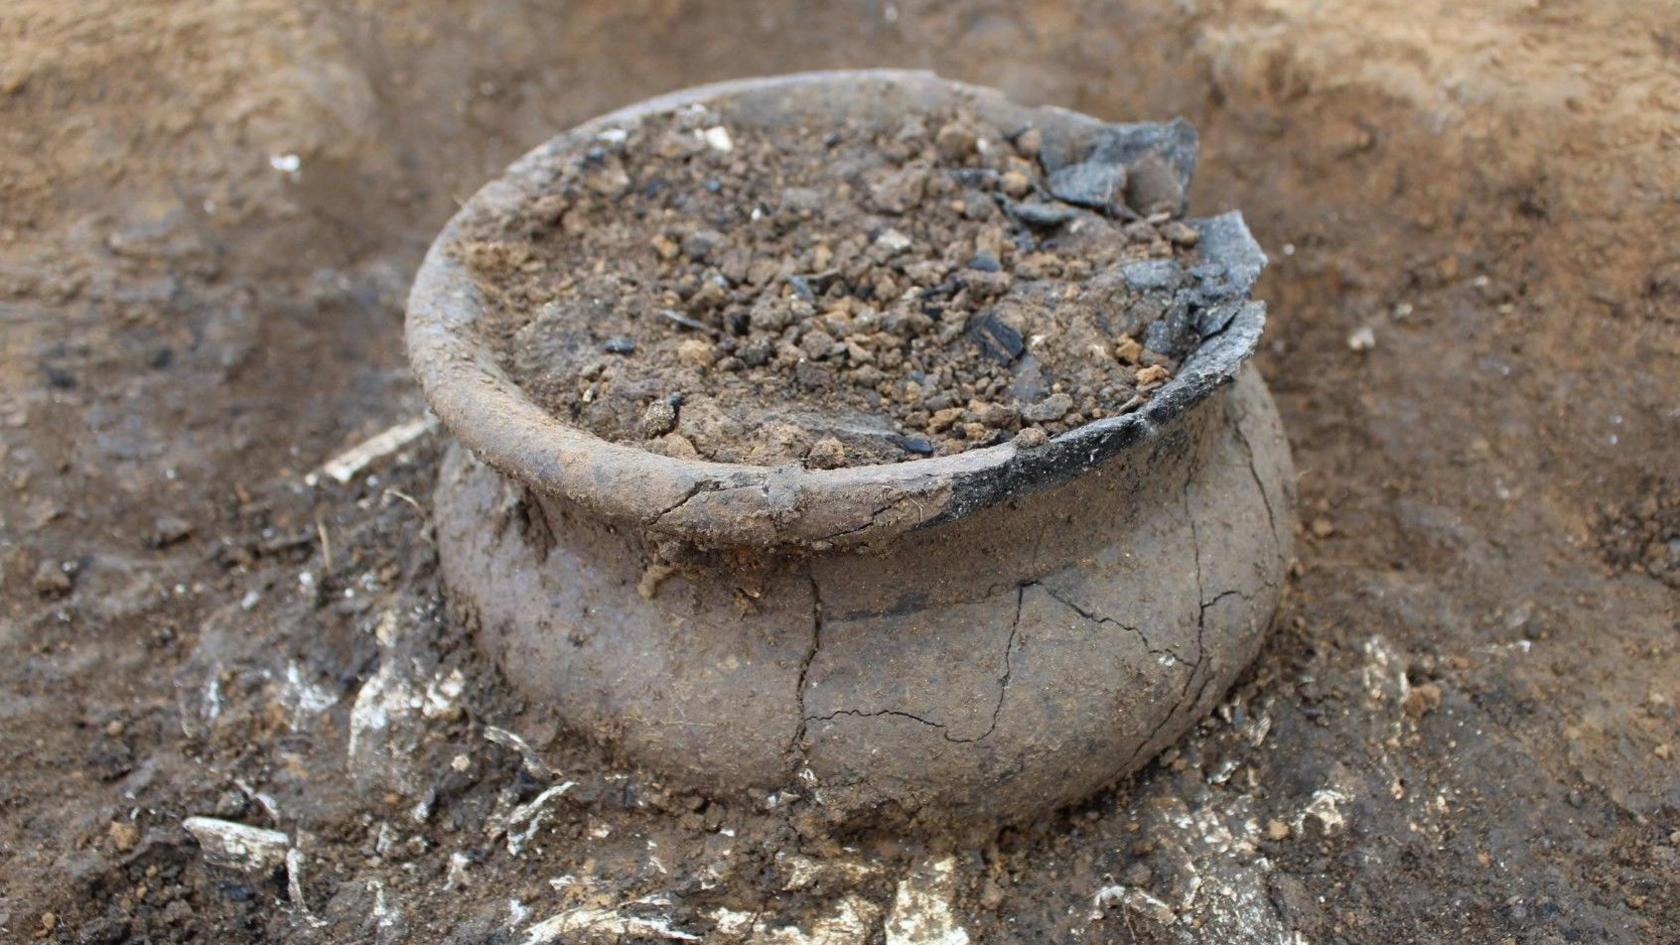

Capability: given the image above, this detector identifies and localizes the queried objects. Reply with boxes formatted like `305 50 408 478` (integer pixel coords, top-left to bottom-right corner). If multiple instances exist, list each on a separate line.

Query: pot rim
405 69 1268 551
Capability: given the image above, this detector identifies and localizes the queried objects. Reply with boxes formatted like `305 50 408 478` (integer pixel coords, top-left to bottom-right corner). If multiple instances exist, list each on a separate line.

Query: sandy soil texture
1 1 1676 942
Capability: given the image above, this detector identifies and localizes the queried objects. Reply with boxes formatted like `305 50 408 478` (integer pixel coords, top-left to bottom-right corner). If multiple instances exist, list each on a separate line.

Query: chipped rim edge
405 69 1267 550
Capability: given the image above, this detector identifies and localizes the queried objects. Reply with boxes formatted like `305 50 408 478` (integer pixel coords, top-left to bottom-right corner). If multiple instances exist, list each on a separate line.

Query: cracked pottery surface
414 71 1295 826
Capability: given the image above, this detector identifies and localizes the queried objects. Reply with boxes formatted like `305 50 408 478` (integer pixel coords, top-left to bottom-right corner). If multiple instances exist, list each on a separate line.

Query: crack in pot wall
800 582 1026 746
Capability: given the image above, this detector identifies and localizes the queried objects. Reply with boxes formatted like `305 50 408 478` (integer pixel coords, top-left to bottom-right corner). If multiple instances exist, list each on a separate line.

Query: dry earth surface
1 1 1677 943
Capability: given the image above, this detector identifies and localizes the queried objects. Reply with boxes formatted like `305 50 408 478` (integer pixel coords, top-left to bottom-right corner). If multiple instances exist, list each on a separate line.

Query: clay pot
406 70 1294 828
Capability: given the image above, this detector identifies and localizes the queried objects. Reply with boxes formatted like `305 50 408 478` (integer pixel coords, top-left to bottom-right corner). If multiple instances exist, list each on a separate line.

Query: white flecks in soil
747 896 883 945
1091 884 1177 925
346 654 423 772
521 904 701 943
280 660 340 728
347 607 464 793
285 849 328 928
483 724 558 779
181 817 290 872
1295 786 1350 837
884 855 970 945
496 781 579 855
307 416 437 486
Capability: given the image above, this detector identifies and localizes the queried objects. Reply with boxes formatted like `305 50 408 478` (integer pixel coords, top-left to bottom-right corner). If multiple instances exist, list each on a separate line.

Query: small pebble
149 515 193 548
1265 819 1291 841
806 437 847 469
1161 220 1200 246
780 187 822 213
603 337 636 355
1402 682 1443 719
967 253 1001 273
32 559 72 598
1310 517 1336 538
868 164 928 214
1014 127 1042 158
1011 201 1079 227
700 125 733 153
801 329 839 361
676 338 717 367
108 820 140 852
1347 325 1376 352
1013 426 1049 449
874 228 912 255
892 434 936 456
934 121 977 160
972 401 1019 427
1134 364 1171 390
1021 392 1074 423
680 229 726 262
640 400 678 438
927 406 965 433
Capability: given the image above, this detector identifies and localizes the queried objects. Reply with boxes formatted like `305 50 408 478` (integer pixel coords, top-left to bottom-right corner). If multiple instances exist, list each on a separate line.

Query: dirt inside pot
456 106 1209 467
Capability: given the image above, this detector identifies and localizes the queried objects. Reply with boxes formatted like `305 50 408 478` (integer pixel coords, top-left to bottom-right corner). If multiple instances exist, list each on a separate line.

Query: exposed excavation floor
1 2 1677 943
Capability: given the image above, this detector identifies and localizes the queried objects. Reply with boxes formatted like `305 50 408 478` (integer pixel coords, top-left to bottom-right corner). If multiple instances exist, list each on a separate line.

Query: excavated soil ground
2 2 1677 943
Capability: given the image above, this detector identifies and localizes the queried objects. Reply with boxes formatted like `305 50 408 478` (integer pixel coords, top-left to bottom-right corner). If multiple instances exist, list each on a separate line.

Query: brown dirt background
1 1 1677 943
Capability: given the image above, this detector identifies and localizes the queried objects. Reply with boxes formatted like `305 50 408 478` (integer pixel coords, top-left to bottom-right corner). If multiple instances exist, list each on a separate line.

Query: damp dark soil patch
456 107 1209 467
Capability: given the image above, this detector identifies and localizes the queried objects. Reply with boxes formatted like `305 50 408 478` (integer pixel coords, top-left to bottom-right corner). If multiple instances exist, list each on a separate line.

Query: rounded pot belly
434 366 1293 826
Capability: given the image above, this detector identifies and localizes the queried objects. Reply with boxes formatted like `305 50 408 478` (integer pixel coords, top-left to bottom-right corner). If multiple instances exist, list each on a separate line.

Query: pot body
435 366 1293 825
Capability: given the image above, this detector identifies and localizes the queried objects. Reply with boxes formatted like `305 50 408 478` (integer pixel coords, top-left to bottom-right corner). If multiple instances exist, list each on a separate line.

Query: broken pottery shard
1046 160 1127 211
1187 212 1267 305
182 816 289 872
966 310 1024 364
1089 117 1199 214
1194 301 1243 337
1142 299 1199 360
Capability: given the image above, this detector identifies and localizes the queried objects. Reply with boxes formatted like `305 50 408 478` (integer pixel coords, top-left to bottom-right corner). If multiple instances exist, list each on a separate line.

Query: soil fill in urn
406 70 1294 828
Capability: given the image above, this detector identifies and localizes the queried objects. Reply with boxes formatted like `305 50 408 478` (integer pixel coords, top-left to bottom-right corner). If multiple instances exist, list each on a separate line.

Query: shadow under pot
406 70 1295 829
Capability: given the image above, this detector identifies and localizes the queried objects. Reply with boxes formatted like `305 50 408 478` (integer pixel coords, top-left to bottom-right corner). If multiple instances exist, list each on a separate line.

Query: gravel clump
458 107 1207 467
